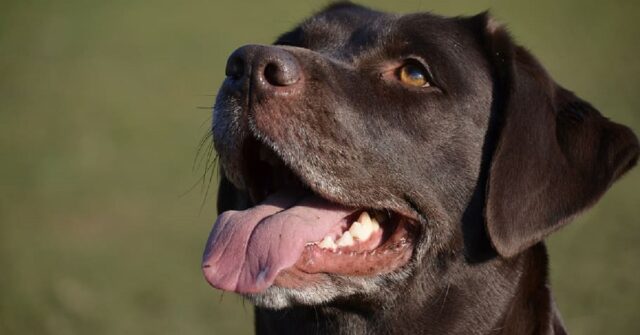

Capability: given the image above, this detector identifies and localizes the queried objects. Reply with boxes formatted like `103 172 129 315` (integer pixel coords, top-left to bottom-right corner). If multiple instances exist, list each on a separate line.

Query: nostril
263 61 300 87
264 63 282 86
225 55 245 79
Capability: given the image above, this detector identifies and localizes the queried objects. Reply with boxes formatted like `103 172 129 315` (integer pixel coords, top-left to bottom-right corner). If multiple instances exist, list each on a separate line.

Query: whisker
199 155 219 213
179 139 215 200
193 131 213 172
180 112 216 200
199 115 212 128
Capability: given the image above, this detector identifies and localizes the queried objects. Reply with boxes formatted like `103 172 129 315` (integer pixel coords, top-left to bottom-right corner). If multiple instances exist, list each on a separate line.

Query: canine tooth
349 221 373 241
336 231 354 247
370 217 381 232
357 211 372 225
318 236 337 250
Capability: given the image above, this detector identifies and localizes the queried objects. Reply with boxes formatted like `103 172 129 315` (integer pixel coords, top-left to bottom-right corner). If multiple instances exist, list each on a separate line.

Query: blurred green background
0 0 638 334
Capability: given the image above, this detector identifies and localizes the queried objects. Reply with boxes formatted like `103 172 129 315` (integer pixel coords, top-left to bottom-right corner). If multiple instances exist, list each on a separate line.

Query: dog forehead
277 5 393 58
277 5 468 63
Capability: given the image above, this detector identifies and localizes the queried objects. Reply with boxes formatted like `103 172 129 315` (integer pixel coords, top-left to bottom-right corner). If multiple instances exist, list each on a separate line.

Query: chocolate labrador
202 3 639 334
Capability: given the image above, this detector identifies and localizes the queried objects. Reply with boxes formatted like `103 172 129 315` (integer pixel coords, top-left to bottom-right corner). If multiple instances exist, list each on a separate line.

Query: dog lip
295 215 415 275
268 214 417 291
237 127 423 223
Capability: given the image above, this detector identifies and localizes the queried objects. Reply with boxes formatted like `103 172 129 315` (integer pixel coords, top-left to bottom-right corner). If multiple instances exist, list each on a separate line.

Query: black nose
225 45 302 88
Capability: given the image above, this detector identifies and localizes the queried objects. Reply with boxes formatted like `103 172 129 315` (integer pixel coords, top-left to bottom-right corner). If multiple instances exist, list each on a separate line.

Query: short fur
211 3 639 334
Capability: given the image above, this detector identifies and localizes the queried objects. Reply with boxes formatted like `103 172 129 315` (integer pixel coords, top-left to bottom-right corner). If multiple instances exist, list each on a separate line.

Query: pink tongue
202 190 354 293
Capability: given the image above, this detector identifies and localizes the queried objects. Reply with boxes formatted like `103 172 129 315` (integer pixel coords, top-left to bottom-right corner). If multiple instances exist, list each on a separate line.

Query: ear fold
478 16 640 258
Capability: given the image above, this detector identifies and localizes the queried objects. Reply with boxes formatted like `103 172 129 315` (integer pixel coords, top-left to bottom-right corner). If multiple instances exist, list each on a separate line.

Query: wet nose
225 45 302 89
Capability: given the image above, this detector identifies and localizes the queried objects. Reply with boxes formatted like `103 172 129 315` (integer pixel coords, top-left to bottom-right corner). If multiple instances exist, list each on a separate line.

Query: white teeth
318 236 337 250
348 211 380 241
316 211 383 251
357 211 372 225
349 221 373 241
336 231 354 247
371 217 381 232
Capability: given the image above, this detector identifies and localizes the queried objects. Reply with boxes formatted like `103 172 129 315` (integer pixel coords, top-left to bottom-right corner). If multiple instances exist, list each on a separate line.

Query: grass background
0 0 638 334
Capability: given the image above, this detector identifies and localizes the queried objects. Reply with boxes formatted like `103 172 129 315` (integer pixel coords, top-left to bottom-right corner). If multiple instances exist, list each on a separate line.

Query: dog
202 3 639 334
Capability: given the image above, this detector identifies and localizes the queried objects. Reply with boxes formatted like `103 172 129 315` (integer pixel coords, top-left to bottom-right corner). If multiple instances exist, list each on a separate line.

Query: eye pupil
407 66 422 79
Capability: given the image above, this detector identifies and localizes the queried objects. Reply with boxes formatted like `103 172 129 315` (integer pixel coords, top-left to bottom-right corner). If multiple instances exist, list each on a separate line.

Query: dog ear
217 167 252 214
474 14 639 258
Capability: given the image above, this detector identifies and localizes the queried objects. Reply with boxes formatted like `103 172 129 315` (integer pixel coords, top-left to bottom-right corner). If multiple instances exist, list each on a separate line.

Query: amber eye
398 62 430 87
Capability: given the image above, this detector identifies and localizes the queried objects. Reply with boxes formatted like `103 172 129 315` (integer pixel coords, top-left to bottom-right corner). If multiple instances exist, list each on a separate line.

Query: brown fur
211 3 639 334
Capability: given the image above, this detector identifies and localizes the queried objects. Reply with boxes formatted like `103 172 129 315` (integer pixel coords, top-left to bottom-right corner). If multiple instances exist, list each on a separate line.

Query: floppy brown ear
480 17 640 258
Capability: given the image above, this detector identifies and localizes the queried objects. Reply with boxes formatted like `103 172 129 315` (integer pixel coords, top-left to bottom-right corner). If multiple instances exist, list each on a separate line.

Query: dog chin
246 267 415 309
245 285 343 309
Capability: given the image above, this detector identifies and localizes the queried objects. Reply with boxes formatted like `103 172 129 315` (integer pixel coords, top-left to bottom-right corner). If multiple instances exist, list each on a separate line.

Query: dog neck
254 244 566 335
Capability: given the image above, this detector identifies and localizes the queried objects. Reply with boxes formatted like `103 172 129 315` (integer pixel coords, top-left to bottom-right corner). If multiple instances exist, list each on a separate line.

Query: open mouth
202 137 417 294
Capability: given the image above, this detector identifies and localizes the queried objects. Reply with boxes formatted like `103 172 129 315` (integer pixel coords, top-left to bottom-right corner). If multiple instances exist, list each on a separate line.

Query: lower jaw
270 220 415 290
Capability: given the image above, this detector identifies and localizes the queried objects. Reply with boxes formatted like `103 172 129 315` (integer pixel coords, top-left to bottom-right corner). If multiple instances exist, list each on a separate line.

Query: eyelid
376 57 441 93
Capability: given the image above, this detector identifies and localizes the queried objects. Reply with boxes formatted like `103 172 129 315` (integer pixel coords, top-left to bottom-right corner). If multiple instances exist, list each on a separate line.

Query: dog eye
397 61 430 87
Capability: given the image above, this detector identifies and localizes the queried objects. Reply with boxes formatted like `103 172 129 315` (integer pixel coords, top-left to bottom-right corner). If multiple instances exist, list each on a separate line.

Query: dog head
203 3 639 309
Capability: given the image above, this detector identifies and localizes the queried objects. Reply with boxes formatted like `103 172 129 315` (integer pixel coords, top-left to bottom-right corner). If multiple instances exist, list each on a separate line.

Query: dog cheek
213 95 248 189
